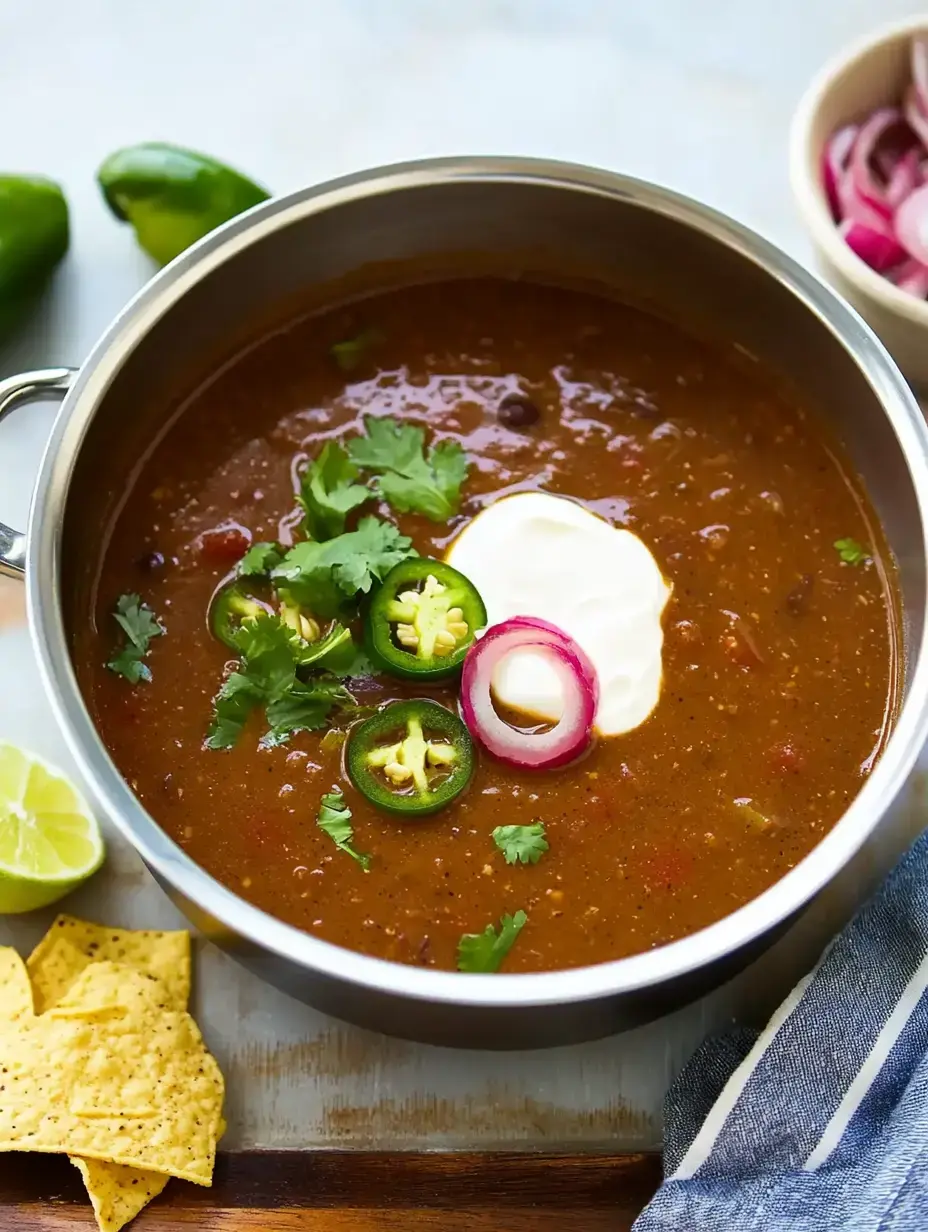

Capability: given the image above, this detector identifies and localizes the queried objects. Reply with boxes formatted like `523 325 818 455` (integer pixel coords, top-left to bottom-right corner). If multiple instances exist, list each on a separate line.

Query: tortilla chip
26 918 199 1230
48 959 173 1021
27 915 190 1010
0 946 32 1022
27 935 92 1015
0 962 223 1186
71 1158 169 1232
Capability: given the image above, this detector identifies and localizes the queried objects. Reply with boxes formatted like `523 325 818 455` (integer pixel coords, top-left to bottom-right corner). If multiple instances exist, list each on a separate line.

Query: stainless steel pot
3 157 928 1048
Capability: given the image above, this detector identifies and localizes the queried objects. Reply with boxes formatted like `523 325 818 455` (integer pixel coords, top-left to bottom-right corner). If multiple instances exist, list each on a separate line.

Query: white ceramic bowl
790 17 928 390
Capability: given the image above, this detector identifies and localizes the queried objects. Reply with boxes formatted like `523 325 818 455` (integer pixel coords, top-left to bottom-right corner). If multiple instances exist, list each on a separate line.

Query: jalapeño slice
209 579 356 670
209 581 269 650
346 699 475 817
366 558 486 681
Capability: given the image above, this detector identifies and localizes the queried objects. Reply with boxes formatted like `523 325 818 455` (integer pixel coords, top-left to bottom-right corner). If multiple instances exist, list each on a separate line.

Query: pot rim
25 155 928 1009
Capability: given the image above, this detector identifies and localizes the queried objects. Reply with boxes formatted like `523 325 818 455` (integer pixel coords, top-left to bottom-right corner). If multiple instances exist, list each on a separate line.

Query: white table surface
1 0 926 1150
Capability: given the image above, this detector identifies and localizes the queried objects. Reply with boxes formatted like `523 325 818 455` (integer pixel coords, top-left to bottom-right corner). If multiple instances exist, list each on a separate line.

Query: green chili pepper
97 142 270 266
209 581 269 650
366 559 487 682
210 580 355 670
346 699 475 817
296 622 357 671
0 176 69 338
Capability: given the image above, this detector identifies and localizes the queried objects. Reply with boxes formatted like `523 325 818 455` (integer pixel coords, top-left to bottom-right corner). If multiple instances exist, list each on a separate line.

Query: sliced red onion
895 182 928 264
886 145 923 208
889 257 928 299
500 614 599 696
913 38 928 120
503 614 575 642
837 179 898 233
904 86 928 150
848 107 909 219
460 619 597 770
838 218 907 272
822 124 858 219
823 38 928 301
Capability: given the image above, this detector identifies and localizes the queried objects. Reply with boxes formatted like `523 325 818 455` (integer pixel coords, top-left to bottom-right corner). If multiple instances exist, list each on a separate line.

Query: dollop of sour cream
446 492 670 736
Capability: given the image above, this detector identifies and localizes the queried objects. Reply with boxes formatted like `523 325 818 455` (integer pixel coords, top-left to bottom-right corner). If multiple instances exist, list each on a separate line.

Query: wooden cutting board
1 1151 662 1230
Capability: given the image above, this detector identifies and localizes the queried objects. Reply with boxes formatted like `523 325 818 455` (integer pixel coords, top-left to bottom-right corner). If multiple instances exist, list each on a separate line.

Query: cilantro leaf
106 593 164 683
317 789 371 869
316 790 353 845
206 615 296 749
271 516 416 617
332 517 414 593
205 671 264 750
206 613 358 750
237 542 285 578
835 537 869 566
107 646 150 685
456 910 528 973
298 441 371 541
262 678 354 748
330 328 382 373
112 593 162 649
229 613 298 696
492 822 549 866
346 415 469 521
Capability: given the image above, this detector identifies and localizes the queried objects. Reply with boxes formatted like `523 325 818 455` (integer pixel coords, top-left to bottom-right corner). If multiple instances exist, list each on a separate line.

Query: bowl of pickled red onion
790 18 928 390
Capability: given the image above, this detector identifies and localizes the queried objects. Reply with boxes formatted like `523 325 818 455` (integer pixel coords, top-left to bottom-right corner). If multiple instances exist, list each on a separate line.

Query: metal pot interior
42 162 928 1044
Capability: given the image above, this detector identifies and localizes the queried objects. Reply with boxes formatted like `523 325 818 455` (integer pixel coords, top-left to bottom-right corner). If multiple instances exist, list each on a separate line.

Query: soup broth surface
80 278 898 973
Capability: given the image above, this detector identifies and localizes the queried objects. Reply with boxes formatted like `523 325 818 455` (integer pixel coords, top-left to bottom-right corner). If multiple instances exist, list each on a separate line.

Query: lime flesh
0 742 105 913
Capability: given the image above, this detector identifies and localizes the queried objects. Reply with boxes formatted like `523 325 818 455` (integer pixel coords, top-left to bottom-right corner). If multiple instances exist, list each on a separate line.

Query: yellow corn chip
71 1158 169 1232
26 918 199 1231
27 915 190 1010
27 935 91 1015
0 962 223 1186
0 946 32 1021
49 959 172 1020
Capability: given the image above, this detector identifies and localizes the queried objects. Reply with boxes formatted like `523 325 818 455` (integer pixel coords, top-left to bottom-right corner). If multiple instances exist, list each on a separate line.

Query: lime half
0 742 105 913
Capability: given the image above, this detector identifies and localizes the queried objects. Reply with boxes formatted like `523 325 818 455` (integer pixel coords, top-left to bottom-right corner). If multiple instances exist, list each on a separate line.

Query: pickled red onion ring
823 124 858 219
460 619 597 769
894 182 928 265
822 37 928 299
502 614 599 687
838 218 907 272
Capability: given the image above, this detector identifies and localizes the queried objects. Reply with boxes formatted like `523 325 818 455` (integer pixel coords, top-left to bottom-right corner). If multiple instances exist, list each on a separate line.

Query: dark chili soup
79 278 899 974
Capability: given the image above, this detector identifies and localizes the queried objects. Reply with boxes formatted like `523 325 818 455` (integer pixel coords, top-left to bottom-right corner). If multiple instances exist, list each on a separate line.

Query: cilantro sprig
205 613 355 750
290 415 471 543
492 823 549 866
271 516 415 617
347 415 469 522
263 678 356 748
106 593 164 683
237 542 284 577
204 410 468 750
834 537 869 566
316 789 371 869
456 910 528 973
298 441 371 541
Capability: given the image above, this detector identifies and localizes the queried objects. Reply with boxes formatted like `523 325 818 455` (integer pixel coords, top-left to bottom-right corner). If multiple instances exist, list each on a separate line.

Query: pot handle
0 367 77 580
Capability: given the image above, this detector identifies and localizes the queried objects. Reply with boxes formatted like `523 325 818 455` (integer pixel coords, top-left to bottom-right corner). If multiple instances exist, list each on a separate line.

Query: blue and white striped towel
635 827 928 1231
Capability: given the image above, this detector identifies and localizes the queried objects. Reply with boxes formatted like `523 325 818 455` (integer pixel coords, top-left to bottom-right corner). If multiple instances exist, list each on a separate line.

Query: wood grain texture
0 1151 662 1231
9 1209 637 1229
